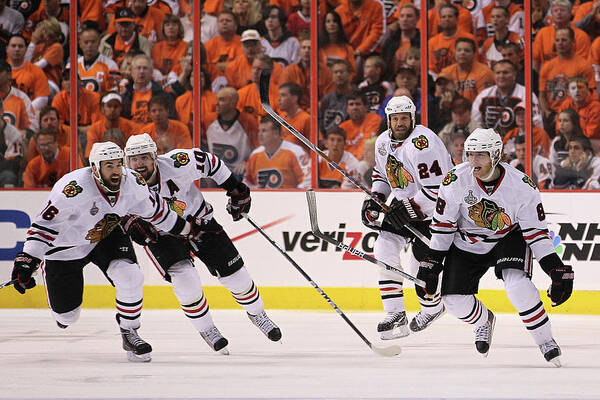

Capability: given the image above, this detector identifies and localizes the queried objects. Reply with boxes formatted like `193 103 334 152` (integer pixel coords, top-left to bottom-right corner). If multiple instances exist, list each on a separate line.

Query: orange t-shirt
225 57 283 90
23 146 71 188
503 126 551 158
438 61 495 102
33 42 63 87
52 89 103 126
319 43 356 74
175 90 218 139
78 55 120 94
244 142 308 189
11 62 50 102
237 82 279 125
2 92 32 130
85 117 141 157
106 7 166 42
428 31 476 75
281 108 311 148
338 113 381 160
152 40 188 76
427 5 474 37
481 32 523 66
533 24 591 66
557 95 600 139
335 0 385 54
203 0 224 15
129 87 154 125
27 124 70 161
140 119 192 150
539 54 596 111
204 35 243 70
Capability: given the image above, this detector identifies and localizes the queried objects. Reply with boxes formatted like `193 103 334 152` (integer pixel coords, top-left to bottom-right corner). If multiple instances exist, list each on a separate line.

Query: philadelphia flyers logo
2 111 17 126
257 169 283 188
212 143 240 165
82 78 100 92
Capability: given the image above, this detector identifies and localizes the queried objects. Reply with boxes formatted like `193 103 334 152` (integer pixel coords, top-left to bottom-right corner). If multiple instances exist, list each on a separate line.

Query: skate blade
217 347 230 355
549 356 562 367
126 351 152 363
380 325 410 340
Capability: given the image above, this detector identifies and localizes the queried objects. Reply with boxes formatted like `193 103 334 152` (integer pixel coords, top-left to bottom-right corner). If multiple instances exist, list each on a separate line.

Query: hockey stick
258 71 430 247
241 212 402 357
0 279 17 290
306 190 426 288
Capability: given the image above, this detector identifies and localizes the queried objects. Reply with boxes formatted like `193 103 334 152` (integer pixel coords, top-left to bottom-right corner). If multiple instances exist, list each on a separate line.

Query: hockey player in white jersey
417 128 573 366
10 142 199 362
124 134 281 353
362 96 453 339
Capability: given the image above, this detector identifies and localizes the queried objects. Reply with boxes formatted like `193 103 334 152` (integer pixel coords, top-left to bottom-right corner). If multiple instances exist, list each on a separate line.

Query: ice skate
120 327 152 362
377 311 410 340
200 326 230 355
247 311 282 341
409 305 446 332
474 310 496 357
540 339 562 367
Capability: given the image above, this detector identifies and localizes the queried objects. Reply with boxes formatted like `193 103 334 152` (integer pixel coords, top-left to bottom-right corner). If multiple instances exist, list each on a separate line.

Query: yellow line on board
0 286 597 314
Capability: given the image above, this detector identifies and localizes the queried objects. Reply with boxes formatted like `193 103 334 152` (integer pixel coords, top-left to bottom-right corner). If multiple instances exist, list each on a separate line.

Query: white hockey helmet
89 141 125 193
125 133 158 160
385 95 416 131
463 128 503 178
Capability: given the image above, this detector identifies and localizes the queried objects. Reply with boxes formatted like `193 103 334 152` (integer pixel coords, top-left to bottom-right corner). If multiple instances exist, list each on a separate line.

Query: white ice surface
1 309 598 400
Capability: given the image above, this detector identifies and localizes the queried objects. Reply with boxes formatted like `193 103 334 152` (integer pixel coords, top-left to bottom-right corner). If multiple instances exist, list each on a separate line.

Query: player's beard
105 173 122 192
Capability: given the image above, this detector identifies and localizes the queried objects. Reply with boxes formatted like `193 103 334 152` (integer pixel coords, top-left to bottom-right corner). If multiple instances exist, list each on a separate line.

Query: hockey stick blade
306 190 426 288
242 212 400 357
0 279 17 290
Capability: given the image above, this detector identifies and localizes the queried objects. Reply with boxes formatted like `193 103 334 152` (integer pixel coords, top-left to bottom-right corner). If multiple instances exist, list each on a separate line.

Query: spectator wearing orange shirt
318 10 356 74
335 0 385 58
428 4 476 76
23 128 70 188
237 54 280 125
503 102 551 159
383 3 420 74
557 76 600 139
99 7 152 69
26 17 63 95
7 34 50 112
141 94 192 151
427 0 473 38
0 60 37 136
476 0 525 42
244 115 310 189
278 82 311 148
52 69 103 136
532 0 591 72
439 38 495 103
318 127 361 189
287 0 310 37
339 91 381 160
86 92 141 158
26 106 70 162
121 54 176 125
205 10 243 72
539 27 595 120
481 6 524 67
151 15 187 79
106 0 166 43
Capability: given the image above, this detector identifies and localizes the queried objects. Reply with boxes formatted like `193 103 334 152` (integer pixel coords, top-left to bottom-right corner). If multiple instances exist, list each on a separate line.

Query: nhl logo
378 143 386 156
90 202 99 216
464 190 477 205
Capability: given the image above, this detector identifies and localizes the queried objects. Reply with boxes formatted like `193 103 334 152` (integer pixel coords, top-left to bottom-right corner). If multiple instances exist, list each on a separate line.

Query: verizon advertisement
0 191 597 290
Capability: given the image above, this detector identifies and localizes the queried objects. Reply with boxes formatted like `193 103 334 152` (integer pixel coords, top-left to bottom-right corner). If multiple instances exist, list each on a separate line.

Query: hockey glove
361 192 386 230
386 198 425 231
226 181 251 221
11 252 41 294
416 256 443 300
547 265 574 307
119 214 160 245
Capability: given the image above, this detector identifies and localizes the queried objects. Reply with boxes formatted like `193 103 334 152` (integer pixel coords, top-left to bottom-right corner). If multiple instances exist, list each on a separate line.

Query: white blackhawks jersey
371 125 454 217
430 162 556 260
150 148 232 222
23 167 181 261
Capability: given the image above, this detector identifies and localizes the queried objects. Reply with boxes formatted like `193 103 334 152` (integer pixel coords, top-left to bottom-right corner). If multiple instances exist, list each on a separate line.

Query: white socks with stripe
219 267 264 316
503 268 553 346
169 260 215 332
108 259 145 330
444 294 490 328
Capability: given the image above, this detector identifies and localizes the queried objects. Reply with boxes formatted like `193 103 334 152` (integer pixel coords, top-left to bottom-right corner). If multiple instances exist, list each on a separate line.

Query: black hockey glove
385 198 425 231
361 192 386 230
11 252 41 294
226 181 251 221
416 256 444 300
539 253 574 307
119 214 160 245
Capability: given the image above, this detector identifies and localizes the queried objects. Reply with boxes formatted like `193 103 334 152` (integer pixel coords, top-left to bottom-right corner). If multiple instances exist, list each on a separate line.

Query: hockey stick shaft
258 71 429 246
306 190 426 288
242 212 401 357
0 279 17 290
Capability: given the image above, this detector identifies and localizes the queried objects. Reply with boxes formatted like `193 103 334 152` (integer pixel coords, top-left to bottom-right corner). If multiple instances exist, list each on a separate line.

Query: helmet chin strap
93 166 124 194
476 157 500 181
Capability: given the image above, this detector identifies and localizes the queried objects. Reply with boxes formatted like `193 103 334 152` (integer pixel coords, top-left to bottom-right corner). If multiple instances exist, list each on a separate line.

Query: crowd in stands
1 0 600 191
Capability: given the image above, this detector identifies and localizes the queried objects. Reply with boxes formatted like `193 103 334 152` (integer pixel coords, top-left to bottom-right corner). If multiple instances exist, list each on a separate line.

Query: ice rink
1 309 599 400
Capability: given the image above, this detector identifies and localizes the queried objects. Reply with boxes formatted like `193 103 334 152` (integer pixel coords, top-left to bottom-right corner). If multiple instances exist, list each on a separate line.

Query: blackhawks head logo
412 135 429 151
132 171 146 186
63 180 83 198
522 176 537 189
468 198 512 231
85 213 120 243
166 197 187 216
171 152 190 168
442 170 457 186
385 154 414 189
